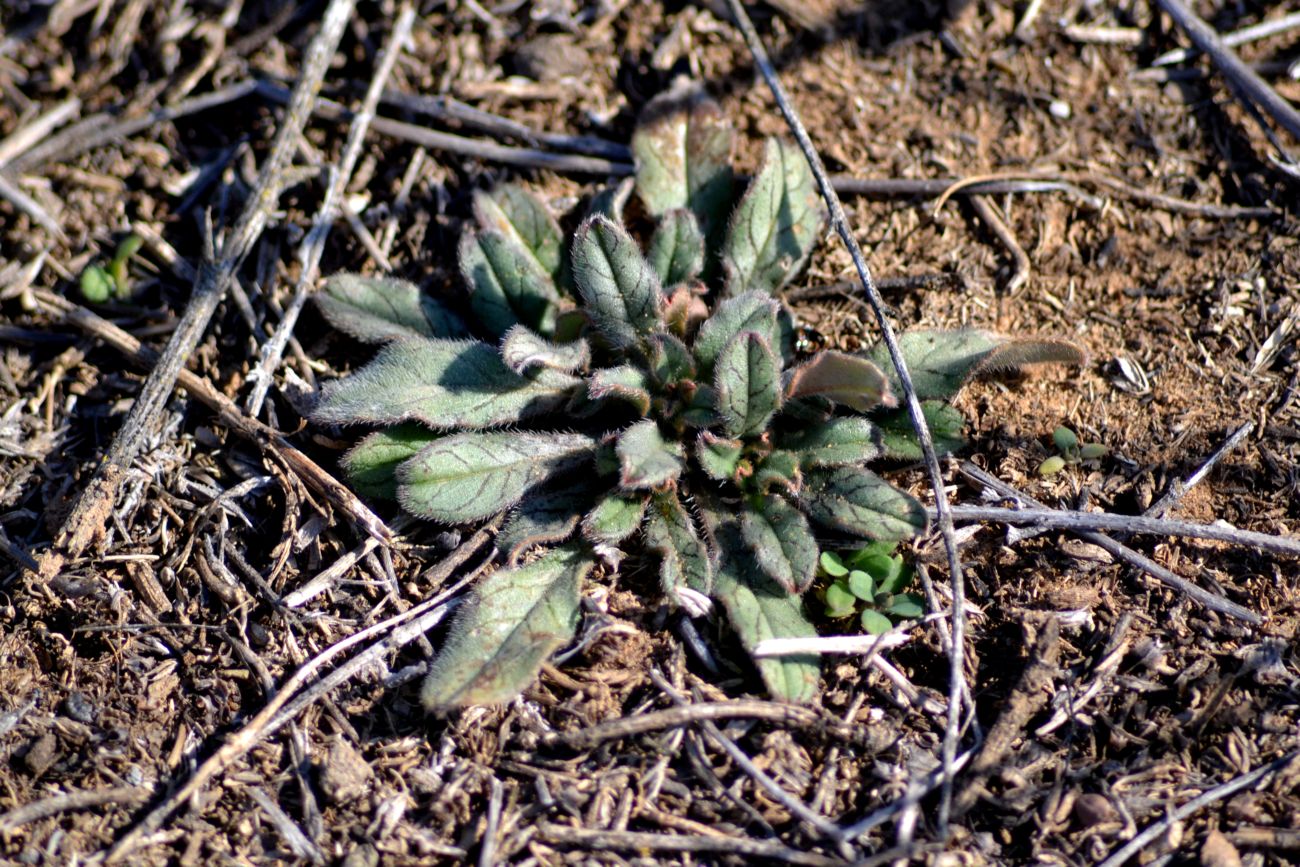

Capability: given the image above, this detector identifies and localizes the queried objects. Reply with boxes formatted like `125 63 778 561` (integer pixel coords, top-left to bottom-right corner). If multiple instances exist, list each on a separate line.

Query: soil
1 1 1299 865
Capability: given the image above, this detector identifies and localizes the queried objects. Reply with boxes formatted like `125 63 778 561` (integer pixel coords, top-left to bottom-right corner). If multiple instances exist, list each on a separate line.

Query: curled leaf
693 291 781 373
572 216 663 350
587 365 652 415
460 229 561 337
696 432 744 481
421 546 592 711
500 325 591 375
472 184 564 281
785 351 895 411
616 420 686 489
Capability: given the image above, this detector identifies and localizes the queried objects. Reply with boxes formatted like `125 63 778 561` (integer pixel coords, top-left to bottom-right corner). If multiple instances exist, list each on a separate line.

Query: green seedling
313 84 1085 707
820 542 925 634
1039 424 1107 476
79 233 144 303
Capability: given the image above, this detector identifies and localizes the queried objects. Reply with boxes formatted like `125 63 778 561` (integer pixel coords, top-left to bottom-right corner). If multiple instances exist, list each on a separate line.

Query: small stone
62 691 96 724
1073 792 1117 827
23 732 59 777
511 34 589 82
1049 99 1071 119
1201 829 1242 867
317 737 373 805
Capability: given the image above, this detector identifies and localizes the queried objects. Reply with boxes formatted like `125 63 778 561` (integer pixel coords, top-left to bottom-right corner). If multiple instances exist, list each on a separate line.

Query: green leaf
1038 455 1066 477
632 85 734 237
646 332 697 386
860 609 893 635
572 216 663 350
696 432 744 481
1053 426 1079 455
460 228 561 337
779 416 882 468
753 450 802 495
313 338 580 429
825 581 858 618
846 570 875 602
820 551 848 577
341 423 440 500
848 550 898 586
500 325 591 375
316 273 464 344
398 431 595 523
785 351 895 412
80 265 115 303
867 330 1086 402
498 480 597 563
587 364 652 415
1079 442 1108 460
587 177 634 223
647 208 705 288
714 524 819 703
616 420 685 490
421 546 592 711
740 495 818 594
886 593 925 619
581 492 648 547
722 138 824 297
877 562 913 596
692 292 780 373
876 401 966 461
714 331 782 438
472 185 564 281
804 467 929 542
646 491 713 601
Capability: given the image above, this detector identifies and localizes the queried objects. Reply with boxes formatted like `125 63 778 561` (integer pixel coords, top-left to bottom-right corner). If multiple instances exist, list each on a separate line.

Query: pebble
63 691 96 724
1049 99 1072 120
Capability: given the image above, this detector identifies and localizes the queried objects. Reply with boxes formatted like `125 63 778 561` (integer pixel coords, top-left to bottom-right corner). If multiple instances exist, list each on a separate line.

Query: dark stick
1143 421 1255 521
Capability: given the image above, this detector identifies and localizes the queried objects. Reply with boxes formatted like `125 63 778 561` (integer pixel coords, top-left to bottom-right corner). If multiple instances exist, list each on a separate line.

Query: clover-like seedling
312 83 1085 707
820 544 924 634
1039 425 1107 476
80 234 143 303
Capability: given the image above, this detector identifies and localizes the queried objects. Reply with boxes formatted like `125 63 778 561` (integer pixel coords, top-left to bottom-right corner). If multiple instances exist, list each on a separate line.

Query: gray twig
535 824 845 867
1153 10 1300 67
0 786 150 832
478 777 504 867
1143 421 1255 521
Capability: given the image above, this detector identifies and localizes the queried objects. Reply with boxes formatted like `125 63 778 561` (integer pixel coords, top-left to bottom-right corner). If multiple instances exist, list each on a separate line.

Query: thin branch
1152 10 1300 67
0 786 150 832
1143 421 1255 521
967 194 1030 293
535 825 845 867
0 97 81 167
51 0 356 560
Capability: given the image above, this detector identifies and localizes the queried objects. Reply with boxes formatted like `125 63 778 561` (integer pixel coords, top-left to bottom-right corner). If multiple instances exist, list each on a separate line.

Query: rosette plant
313 86 1081 706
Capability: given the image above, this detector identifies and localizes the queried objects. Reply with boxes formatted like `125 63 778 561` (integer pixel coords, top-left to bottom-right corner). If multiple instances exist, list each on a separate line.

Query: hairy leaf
803 467 928 542
647 208 705 288
779 416 882 468
587 365 652 415
722 138 824 297
632 85 734 237
867 330 1085 402
316 273 464 343
341 423 440 499
500 325 591 375
460 229 561 336
587 177 634 223
714 524 819 703
876 401 966 460
692 291 780 373
715 331 782 438
785 351 895 411
582 492 649 546
572 216 663 350
616 420 685 490
472 185 564 280
696 432 744 481
646 332 697 386
398 431 595 523
313 339 579 429
421 546 592 710
498 480 597 563
645 491 713 601
753 450 801 494
740 495 818 593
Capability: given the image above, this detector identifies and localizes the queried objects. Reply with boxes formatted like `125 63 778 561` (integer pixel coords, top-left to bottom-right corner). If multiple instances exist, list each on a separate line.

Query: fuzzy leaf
740 495 818 594
498 480 597 563
472 185 564 281
632 86 733 237
754 450 802 494
876 402 966 460
648 209 705 288
616 420 685 490
460 229 561 336
692 291 780 372
715 331 782 438
399 431 595 523
341 423 441 500
722 138 824 297
582 492 649 546
779 416 882 468
646 491 713 600
587 177 634 223
500 325 591 375
867 330 1085 402
421 546 591 710
316 273 464 343
714 524 819 703
313 339 579 429
785 351 895 412
804 467 928 542
572 216 663 350
587 364 652 415
696 432 744 481
646 333 697 386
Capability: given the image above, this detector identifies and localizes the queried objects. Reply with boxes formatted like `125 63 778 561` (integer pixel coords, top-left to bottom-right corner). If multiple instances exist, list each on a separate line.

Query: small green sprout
820 542 925 634
1039 424 1107 476
79 233 144 303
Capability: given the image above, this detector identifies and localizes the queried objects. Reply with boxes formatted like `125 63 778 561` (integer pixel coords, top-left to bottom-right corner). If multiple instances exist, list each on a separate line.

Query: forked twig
721 0 970 833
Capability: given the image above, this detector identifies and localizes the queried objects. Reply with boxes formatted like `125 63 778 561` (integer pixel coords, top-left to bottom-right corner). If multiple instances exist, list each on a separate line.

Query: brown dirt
2 1 1299 865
